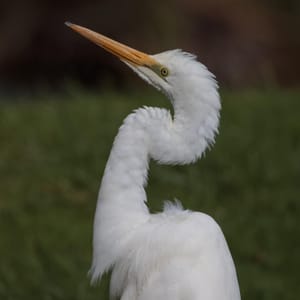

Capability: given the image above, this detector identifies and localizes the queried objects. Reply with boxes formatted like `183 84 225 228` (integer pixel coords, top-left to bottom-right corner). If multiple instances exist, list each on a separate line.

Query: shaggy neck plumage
90 76 220 282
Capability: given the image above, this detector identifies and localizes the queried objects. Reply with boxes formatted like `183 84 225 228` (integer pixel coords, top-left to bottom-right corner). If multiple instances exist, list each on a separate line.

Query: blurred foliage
0 0 299 89
0 88 299 299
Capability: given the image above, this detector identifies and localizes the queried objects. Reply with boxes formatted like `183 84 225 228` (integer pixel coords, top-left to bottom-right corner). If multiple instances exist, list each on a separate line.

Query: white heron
66 22 241 300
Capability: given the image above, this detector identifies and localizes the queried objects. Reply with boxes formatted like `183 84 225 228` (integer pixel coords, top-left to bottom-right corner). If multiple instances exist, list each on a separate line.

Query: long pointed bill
65 22 157 67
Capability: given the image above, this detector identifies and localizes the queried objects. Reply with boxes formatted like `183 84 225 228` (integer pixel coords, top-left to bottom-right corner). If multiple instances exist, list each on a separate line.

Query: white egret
66 22 241 300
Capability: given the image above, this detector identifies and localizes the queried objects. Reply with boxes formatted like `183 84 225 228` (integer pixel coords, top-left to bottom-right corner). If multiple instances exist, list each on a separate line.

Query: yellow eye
160 67 169 77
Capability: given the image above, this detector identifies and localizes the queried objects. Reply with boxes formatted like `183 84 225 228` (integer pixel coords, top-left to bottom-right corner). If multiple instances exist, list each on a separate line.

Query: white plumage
66 23 241 300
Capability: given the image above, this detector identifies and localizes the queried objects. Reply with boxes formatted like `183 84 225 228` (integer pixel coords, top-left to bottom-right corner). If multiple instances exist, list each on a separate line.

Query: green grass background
0 88 299 299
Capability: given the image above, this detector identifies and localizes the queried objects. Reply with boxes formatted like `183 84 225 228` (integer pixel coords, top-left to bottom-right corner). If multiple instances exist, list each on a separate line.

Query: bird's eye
160 67 169 77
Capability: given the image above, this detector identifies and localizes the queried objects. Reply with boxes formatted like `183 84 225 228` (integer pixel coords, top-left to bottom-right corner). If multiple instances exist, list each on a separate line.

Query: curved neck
99 110 151 214
99 91 220 212
91 92 220 281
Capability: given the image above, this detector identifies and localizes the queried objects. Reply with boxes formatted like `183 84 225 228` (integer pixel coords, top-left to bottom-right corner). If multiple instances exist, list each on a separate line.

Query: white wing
110 204 240 300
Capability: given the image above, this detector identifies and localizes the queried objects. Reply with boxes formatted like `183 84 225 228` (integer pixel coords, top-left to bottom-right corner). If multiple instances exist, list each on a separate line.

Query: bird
66 22 241 300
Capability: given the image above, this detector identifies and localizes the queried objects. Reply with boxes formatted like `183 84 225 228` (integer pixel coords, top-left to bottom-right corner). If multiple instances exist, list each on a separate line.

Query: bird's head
66 23 218 108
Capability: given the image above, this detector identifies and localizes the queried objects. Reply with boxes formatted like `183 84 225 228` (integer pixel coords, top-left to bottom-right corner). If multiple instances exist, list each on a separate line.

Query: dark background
1 0 299 91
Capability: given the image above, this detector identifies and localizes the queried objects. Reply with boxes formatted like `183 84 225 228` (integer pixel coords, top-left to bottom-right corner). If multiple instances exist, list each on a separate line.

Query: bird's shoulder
140 202 225 254
111 205 230 299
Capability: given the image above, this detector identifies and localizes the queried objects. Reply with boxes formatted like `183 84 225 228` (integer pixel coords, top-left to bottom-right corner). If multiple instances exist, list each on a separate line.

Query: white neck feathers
90 63 221 283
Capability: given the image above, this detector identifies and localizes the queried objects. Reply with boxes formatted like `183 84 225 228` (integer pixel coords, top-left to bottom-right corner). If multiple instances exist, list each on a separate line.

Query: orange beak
65 22 157 68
